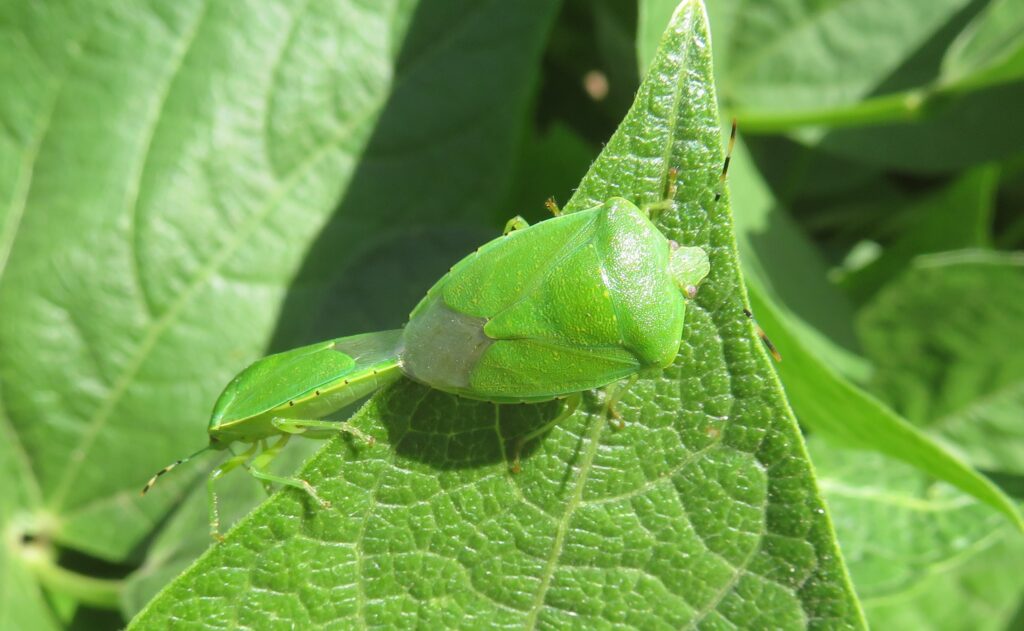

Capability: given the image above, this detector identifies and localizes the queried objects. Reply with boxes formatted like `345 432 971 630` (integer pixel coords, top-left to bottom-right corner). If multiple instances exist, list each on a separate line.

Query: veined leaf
130 2 865 628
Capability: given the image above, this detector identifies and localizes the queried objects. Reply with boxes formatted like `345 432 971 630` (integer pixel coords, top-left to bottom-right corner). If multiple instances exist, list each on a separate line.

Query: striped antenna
715 119 738 202
141 444 214 495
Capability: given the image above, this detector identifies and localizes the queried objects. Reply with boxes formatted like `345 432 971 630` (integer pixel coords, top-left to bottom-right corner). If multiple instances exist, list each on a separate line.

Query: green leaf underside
808 437 1024 631
809 439 1008 599
859 251 1024 476
862 526 1024 631
131 2 864 628
748 281 1024 531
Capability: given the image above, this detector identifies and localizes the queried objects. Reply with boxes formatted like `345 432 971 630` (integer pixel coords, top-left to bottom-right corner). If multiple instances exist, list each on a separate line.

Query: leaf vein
522 412 605 628
48 0 211 510
127 0 210 319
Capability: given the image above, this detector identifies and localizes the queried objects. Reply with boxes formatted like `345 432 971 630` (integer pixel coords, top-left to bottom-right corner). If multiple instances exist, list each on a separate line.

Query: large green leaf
808 438 1024 631
0 0 558 621
859 251 1024 475
747 282 1023 529
707 0 971 125
130 2 865 628
941 0 1024 90
639 0 1024 173
810 438 1008 598
862 526 1024 631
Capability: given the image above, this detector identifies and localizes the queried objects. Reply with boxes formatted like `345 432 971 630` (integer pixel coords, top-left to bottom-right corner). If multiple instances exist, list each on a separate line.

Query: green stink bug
143 181 712 538
401 197 709 401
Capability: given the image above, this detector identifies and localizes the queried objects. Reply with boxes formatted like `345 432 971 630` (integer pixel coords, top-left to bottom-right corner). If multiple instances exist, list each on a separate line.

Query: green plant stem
23 551 123 609
733 88 928 133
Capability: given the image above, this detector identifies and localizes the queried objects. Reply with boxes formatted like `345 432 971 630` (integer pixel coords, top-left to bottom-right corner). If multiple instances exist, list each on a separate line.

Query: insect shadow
372 379 569 471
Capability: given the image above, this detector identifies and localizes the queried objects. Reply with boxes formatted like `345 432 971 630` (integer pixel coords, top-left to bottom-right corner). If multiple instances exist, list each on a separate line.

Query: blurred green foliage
1 0 1022 629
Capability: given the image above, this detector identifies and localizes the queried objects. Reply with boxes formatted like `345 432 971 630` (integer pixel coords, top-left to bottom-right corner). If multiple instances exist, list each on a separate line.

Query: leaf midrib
523 411 605 628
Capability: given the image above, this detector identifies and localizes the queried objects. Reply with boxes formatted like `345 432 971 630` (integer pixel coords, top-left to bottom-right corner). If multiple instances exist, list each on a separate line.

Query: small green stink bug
144 177 713 538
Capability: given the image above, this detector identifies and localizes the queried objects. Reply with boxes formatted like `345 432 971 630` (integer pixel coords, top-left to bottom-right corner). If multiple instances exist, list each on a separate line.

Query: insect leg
250 439 276 495
544 197 561 216
715 118 738 202
602 374 639 430
743 308 782 362
510 392 582 473
503 216 530 235
272 417 375 446
207 442 260 540
249 434 331 509
643 168 680 221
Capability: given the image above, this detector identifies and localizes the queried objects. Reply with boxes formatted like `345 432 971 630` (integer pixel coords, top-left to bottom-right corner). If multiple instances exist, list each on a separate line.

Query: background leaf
0 425 61 631
808 439 1024 630
810 439 1007 597
129 3 865 628
639 2 1024 628
941 0 1024 90
0 0 558 623
862 524 1024 630
745 283 1022 529
836 167 997 304
859 251 1024 474
718 0 971 117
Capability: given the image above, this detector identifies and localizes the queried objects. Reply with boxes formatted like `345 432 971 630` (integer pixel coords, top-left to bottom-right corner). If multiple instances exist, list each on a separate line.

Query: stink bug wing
483 235 621 346
435 209 599 318
210 330 402 428
332 330 404 367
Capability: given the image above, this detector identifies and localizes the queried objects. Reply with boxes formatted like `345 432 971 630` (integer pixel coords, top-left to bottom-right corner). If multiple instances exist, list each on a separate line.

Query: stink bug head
203 371 279 444
668 241 710 299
